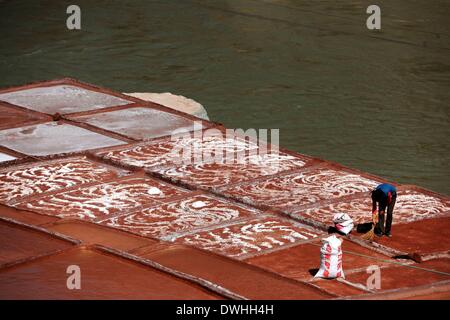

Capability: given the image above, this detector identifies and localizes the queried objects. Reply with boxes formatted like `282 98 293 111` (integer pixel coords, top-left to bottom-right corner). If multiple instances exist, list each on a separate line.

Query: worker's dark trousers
376 194 396 235
385 194 396 234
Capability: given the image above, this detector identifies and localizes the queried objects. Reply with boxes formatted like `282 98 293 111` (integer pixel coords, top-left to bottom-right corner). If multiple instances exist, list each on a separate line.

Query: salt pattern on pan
99 195 258 239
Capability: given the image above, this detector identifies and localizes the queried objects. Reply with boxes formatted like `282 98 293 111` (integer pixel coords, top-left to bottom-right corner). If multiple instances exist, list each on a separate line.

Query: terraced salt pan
72 107 197 140
0 247 219 299
98 134 261 169
176 217 321 259
0 220 73 265
296 189 450 226
0 122 126 156
99 194 258 240
15 176 187 220
0 85 131 114
0 157 127 203
0 153 16 163
219 167 381 210
155 153 309 188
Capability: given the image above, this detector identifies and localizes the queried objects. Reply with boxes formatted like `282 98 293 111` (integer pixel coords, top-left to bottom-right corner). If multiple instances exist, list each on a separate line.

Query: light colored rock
124 92 209 120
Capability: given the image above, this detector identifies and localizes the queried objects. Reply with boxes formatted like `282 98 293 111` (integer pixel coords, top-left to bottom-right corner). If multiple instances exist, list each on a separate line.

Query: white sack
333 212 354 235
315 235 344 279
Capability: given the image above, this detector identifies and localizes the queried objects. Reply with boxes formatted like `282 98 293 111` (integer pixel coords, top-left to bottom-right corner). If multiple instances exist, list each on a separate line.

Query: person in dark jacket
371 183 397 237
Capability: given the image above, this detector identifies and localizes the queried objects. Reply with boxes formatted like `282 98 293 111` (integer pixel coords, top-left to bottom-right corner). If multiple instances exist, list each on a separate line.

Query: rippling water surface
0 0 449 194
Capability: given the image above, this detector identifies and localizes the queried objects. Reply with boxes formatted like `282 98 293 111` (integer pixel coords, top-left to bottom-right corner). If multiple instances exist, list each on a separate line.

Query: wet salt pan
0 85 131 114
72 107 197 140
0 122 126 156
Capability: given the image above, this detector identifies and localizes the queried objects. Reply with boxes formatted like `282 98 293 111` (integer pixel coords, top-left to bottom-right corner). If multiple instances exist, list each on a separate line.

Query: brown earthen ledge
0 204 60 226
46 219 158 252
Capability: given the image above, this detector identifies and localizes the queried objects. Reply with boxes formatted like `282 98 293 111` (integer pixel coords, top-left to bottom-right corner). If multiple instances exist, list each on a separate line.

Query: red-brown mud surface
371 217 450 256
244 237 381 297
345 259 450 292
15 175 189 220
131 243 332 299
0 220 73 266
406 290 450 300
47 220 157 251
0 247 221 299
0 205 59 226
1 79 449 300
310 279 367 297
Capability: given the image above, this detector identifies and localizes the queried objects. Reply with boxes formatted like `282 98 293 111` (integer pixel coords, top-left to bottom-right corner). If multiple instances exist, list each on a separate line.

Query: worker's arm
372 200 378 223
